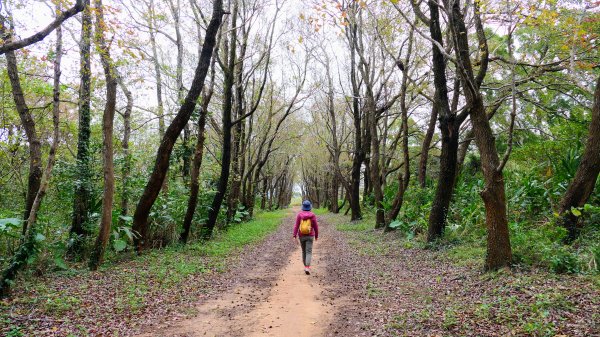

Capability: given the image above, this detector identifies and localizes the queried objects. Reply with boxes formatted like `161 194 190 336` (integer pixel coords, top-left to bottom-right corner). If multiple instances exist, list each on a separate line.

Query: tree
446 0 512 270
117 74 133 222
201 0 238 239
409 0 470 241
559 75 600 241
180 54 217 244
0 0 83 55
68 0 93 256
132 0 224 251
384 28 414 228
0 8 63 297
88 0 118 271
2 29 43 236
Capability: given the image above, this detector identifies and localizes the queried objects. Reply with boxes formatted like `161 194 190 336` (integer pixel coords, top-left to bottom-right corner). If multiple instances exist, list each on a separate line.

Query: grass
328 212 395 256
316 207 599 336
192 209 290 256
115 208 291 306
2 209 291 334
311 207 329 215
446 244 486 267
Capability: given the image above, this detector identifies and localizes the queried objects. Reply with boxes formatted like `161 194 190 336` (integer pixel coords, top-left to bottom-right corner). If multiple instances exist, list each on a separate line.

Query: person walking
293 200 319 275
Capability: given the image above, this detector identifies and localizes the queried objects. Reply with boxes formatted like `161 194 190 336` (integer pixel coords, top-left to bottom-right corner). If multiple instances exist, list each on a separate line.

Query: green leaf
34 233 46 242
388 220 402 229
583 204 599 213
120 227 136 241
118 215 133 223
0 218 22 226
570 207 582 217
113 239 127 252
54 257 69 270
0 218 22 231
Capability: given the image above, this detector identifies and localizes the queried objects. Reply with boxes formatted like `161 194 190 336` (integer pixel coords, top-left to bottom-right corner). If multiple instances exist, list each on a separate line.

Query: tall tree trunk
559 75 600 241
69 0 92 255
0 18 43 236
330 174 339 213
427 120 459 240
447 0 511 270
260 176 267 210
4 50 42 236
0 21 62 298
132 0 224 251
168 0 190 181
347 18 363 221
180 25 218 243
117 75 132 221
324 55 342 214
201 0 237 240
89 0 118 271
149 0 165 138
148 0 168 194
385 37 412 227
419 105 438 188
425 0 460 241
368 94 385 228
227 25 246 222
180 105 208 244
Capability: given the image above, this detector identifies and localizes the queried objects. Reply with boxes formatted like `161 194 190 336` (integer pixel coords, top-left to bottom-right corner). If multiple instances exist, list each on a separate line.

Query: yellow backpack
299 218 312 235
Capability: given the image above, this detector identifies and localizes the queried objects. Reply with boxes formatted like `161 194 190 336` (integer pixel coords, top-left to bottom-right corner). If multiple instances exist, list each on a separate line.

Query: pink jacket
293 211 319 239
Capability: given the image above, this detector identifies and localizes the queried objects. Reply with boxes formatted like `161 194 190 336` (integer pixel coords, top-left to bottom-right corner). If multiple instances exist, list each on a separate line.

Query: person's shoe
304 266 310 275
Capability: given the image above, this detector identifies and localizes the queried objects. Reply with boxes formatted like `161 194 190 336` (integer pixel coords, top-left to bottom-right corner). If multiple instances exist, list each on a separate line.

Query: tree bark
89 0 118 271
419 105 438 188
226 20 247 222
447 0 511 270
427 118 459 240
180 105 208 244
385 34 412 227
558 75 600 241
69 0 92 255
147 0 168 194
324 54 342 214
368 94 385 228
117 75 132 221
132 0 224 251
347 14 363 221
4 50 42 236
201 0 237 239
0 0 83 54
425 0 459 241
0 20 63 298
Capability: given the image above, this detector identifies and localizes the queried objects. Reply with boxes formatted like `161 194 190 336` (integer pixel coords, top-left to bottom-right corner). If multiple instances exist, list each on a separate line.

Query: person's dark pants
300 236 314 266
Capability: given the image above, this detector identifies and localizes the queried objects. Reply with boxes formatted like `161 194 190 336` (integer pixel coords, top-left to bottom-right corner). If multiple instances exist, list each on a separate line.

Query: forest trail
138 207 334 337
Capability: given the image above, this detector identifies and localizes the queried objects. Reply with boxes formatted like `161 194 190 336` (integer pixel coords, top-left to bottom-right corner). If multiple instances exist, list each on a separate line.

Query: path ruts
138 207 337 337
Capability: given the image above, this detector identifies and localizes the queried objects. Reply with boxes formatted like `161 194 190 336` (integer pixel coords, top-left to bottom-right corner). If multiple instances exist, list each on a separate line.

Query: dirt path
139 208 334 337
137 210 599 337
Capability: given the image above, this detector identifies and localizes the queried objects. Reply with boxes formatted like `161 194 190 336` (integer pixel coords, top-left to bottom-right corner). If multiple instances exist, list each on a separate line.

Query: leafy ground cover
0 209 290 336
324 212 600 337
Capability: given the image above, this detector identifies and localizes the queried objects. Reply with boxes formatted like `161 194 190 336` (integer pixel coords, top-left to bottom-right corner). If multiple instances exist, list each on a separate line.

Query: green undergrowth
328 210 599 335
311 207 329 215
331 206 599 283
1 209 290 332
332 212 396 256
188 209 290 257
